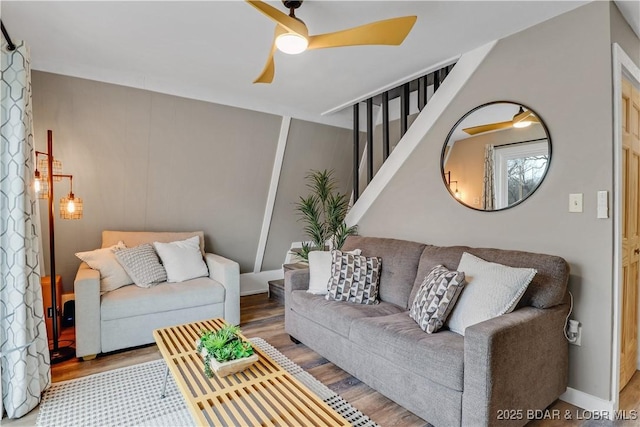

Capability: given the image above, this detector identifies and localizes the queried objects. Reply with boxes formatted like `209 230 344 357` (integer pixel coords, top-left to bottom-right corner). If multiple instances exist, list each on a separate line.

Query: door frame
612 42 640 410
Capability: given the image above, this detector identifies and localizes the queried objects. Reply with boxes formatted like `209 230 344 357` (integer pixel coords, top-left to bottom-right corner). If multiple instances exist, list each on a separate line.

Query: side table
268 263 308 304
41 275 62 340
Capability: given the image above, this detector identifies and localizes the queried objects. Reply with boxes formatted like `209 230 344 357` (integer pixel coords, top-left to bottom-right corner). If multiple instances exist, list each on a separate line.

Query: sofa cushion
101 277 225 321
350 312 465 391
342 236 427 309
290 290 404 338
410 245 569 309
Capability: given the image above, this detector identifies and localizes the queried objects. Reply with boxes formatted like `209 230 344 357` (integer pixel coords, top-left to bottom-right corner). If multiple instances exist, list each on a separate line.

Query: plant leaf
296 169 357 254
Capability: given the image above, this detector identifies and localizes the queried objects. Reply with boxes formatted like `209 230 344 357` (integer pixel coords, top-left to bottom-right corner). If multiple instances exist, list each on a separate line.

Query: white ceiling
2 1 619 127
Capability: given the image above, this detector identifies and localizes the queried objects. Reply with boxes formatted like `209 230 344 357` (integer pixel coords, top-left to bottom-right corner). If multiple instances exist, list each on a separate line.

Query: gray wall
31 72 351 292
353 1 615 399
611 2 640 66
262 119 353 271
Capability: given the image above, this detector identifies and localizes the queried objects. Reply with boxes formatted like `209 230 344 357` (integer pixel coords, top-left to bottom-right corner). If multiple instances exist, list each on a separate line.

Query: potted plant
295 169 358 261
196 324 258 377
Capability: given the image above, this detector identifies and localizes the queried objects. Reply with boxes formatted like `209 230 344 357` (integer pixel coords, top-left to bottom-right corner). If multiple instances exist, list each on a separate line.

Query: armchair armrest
205 253 240 326
74 262 101 358
462 304 569 427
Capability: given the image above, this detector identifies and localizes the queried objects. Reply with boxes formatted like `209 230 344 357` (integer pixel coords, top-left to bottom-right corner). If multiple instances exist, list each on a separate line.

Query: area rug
36 338 378 427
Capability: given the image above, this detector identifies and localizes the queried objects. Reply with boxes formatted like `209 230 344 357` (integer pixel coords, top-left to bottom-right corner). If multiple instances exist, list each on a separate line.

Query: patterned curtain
1 40 51 419
482 144 495 210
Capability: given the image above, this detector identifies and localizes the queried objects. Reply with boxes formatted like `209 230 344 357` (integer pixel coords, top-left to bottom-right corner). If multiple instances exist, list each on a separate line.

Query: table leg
161 365 169 398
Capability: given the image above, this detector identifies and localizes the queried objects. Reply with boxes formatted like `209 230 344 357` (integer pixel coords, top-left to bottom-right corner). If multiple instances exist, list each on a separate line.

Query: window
494 141 549 209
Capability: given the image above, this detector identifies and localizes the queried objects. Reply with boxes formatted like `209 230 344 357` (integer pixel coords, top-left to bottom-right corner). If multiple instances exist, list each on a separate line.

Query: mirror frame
441 101 552 212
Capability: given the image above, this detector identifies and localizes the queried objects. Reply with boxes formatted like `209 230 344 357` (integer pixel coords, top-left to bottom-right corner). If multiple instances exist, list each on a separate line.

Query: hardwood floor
4 293 640 426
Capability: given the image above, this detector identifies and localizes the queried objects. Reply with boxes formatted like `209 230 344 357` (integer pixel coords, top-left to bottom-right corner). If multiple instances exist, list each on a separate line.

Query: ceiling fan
462 107 540 135
246 0 417 84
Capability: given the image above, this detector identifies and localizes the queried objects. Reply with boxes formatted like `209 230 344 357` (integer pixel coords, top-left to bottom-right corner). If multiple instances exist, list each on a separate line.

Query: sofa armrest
284 268 309 338
462 305 569 427
205 253 240 326
284 268 310 293
74 263 101 358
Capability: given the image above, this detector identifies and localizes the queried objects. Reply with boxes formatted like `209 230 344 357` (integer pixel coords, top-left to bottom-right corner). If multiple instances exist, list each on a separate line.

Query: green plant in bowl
197 325 254 377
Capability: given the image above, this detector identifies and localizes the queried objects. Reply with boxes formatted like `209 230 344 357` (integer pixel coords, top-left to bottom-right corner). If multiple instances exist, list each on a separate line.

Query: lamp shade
36 178 49 199
59 194 83 219
38 157 63 181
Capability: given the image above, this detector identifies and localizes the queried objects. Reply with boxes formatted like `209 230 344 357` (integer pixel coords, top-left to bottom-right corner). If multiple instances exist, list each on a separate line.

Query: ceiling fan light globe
513 120 532 128
276 33 308 54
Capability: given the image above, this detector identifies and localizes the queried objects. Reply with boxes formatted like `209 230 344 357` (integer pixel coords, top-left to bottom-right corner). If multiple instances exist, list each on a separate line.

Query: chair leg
290 335 301 344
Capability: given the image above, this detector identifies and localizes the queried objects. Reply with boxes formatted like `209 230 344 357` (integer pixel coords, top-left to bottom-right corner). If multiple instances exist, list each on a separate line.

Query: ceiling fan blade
463 121 513 135
307 16 417 50
245 0 308 37
253 27 280 84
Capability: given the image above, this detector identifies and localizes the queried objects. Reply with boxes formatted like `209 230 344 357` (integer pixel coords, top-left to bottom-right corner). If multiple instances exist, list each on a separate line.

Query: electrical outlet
568 320 582 346
573 326 582 346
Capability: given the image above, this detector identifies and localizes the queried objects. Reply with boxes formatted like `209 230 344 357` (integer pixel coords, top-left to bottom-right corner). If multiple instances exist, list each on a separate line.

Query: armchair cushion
102 230 205 254
101 276 225 321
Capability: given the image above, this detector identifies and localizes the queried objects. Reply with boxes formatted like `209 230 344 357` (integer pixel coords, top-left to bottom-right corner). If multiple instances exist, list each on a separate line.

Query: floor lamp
34 130 83 364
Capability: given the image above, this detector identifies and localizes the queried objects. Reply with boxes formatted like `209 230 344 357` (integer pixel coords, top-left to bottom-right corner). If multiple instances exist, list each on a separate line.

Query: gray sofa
74 231 240 360
284 236 569 427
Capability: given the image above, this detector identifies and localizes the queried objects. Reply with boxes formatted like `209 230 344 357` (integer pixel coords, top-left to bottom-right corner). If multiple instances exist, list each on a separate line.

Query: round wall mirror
441 101 551 211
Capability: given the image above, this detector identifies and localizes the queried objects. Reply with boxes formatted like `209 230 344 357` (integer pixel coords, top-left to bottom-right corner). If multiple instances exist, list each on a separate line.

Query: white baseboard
560 387 614 414
240 270 282 296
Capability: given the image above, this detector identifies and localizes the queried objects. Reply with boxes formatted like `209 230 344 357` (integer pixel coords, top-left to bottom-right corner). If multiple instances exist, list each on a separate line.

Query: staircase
351 63 456 202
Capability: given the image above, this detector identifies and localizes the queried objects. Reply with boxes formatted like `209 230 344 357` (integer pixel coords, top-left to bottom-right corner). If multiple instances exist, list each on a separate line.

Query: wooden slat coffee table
153 318 350 426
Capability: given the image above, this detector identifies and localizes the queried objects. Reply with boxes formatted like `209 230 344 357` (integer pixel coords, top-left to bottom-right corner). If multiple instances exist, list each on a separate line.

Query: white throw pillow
446 252 536 336
76 241 132 293
153 236 209 283
307 249 361 295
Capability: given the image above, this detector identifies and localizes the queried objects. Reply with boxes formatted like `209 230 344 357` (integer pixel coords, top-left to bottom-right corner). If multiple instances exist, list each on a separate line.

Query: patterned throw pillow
409 265 466 334
115 244 167 288
325 250 381 305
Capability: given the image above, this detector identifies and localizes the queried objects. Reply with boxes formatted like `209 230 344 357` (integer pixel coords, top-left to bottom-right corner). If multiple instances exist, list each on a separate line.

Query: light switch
569 193 583 213
597 191 608 219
